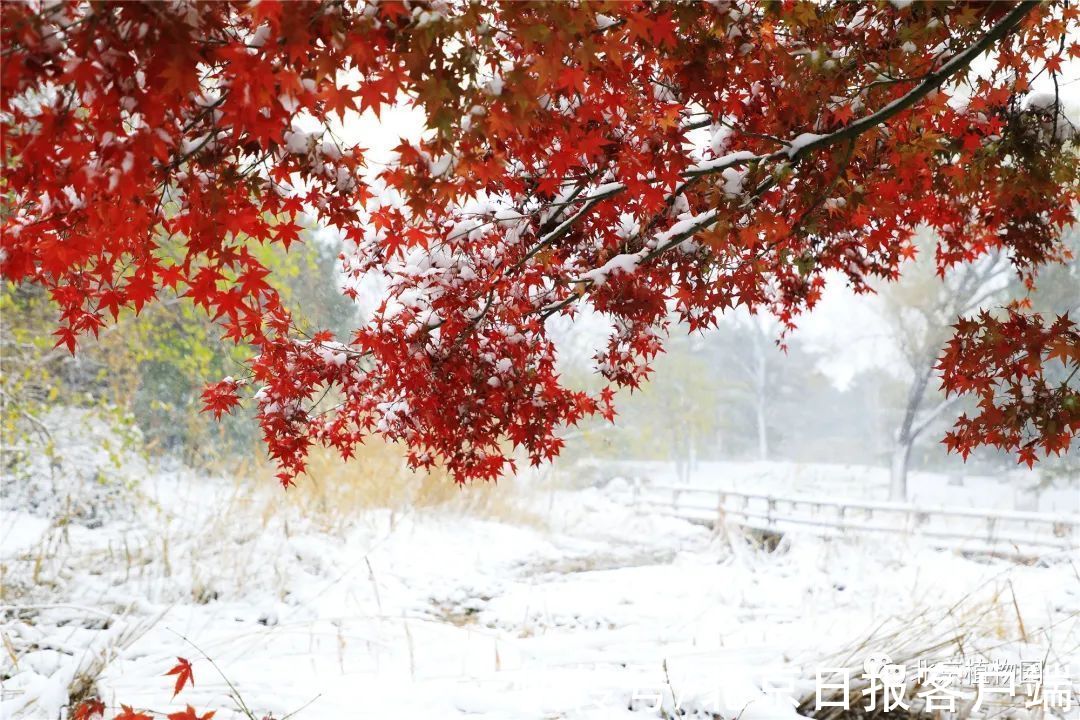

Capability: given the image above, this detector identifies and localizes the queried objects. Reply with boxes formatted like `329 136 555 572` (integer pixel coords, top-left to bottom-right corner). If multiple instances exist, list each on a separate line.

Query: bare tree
707 312 782 462
882 243 1011 501
745 319 772 462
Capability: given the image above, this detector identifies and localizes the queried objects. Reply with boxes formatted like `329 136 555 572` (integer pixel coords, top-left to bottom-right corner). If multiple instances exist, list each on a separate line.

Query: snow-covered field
2 443 1078 719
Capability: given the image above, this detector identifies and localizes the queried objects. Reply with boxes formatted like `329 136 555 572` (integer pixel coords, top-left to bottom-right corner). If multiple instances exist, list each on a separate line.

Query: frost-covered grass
2 423 1078 719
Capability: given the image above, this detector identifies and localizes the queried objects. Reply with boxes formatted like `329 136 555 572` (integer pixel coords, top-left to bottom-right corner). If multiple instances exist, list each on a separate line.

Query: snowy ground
2 445 1079 719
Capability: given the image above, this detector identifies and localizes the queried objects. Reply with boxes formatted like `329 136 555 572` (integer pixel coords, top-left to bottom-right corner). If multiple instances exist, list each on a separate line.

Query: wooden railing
628 483 1079 555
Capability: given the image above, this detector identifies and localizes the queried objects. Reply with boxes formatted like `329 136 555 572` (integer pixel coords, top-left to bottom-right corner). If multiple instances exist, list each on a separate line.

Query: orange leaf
166 657 195 697
167 705 216 720
116 705 154 720
72 699 105 720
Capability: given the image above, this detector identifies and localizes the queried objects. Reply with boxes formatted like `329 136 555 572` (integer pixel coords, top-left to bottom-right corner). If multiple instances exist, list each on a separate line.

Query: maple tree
3 0 1078 485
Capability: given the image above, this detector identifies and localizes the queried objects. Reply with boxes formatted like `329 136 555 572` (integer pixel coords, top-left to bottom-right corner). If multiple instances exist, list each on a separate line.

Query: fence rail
629 483 1079 555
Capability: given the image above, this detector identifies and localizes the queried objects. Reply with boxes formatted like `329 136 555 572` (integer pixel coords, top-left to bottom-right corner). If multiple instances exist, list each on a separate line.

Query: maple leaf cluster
3 1 1078 484
940 310 1080 466
72 658 217 720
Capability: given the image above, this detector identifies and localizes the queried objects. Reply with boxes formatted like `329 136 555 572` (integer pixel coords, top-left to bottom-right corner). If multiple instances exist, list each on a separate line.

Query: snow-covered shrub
1 407 145 527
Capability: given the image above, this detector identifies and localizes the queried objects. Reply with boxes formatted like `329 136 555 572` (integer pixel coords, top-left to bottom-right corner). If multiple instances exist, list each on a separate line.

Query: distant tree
743 318 778 462
709 314 779 462
1 232 354 470
708 313 843 464
638 334 721 481
879 236 1013 500
558 329 723 478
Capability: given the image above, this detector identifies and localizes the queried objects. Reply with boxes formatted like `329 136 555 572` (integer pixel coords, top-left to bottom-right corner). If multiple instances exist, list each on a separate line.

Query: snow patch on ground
2 446 1077 719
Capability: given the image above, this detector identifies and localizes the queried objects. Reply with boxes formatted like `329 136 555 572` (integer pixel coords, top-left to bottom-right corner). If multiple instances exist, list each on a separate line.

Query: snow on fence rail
629 483 1079 556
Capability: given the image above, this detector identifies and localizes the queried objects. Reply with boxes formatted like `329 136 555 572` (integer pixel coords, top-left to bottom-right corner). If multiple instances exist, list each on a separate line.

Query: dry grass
218 441 552 535
2 440 550 619
1 436 555 714
798 576 1080 720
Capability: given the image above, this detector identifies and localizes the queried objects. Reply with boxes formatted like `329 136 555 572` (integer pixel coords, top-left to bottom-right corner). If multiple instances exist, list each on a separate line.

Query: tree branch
536 0 1037 316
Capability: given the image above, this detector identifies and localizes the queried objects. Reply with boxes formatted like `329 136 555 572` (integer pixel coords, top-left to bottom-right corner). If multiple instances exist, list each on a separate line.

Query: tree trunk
688 425 698 477
752 323 769 462
756 399 768 462
890 363 934 501
889 440 912 502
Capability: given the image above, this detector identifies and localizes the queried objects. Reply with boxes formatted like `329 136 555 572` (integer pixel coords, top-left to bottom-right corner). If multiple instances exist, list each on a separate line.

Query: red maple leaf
321 82 359 120
72 699 105 720
831 103 855 124
274 219 303 249
201 379 242 419
166 657 195 697
167 706 215 720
